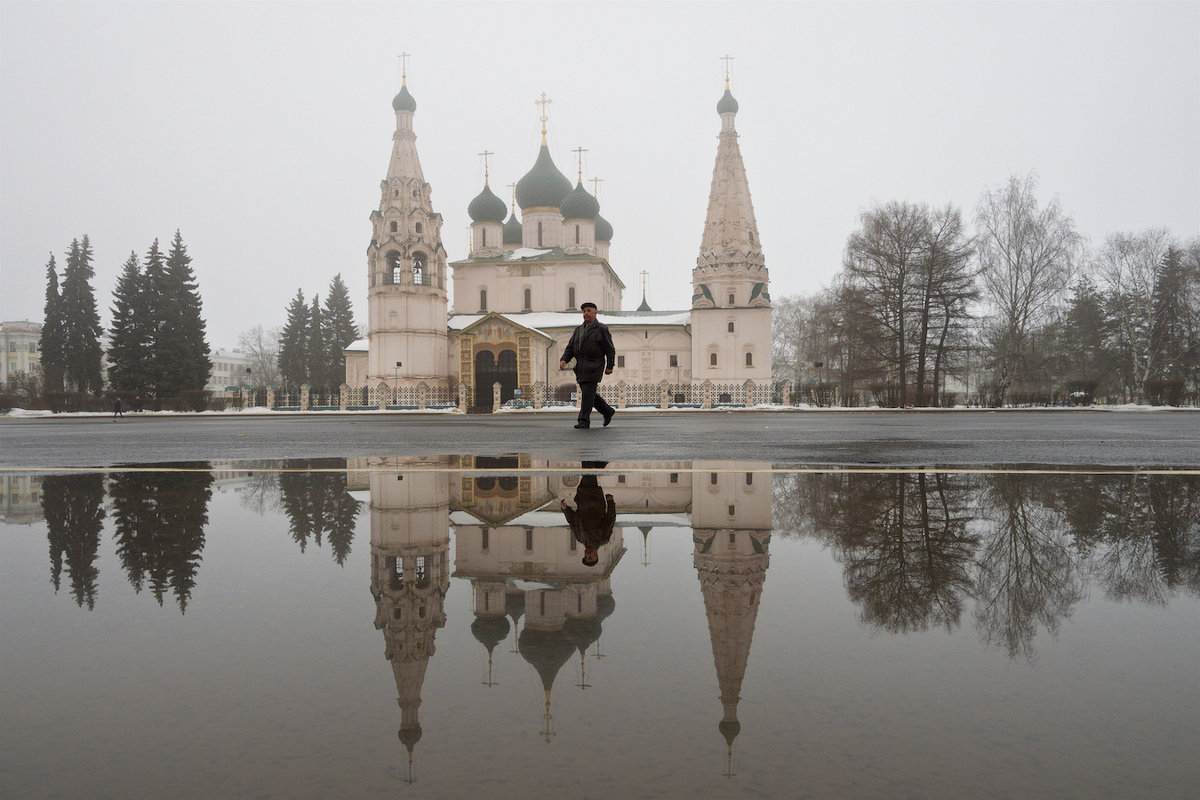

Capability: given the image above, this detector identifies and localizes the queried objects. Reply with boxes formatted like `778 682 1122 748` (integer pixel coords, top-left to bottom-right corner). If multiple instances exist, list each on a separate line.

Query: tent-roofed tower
365 62 450 390
691 66 772 383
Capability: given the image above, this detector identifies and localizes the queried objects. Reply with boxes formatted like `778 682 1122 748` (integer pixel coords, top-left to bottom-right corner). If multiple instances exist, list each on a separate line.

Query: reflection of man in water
560 463 616 566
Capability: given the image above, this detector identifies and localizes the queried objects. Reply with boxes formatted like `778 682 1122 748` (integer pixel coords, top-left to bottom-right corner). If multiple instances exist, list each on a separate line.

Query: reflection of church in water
351 457 771 779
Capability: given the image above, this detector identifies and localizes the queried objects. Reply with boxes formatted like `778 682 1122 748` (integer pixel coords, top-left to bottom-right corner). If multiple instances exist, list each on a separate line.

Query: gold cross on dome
571 146 588 182
721 53 734 86
478 150 493 182
535 92 553 135
398 52 410 84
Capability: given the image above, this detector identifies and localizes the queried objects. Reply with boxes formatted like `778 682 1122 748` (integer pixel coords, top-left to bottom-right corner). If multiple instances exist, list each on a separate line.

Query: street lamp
814 361 824 407
394 361 402 386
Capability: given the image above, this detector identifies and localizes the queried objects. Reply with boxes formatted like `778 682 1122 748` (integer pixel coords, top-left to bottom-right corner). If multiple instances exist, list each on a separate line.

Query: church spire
697 72 763 270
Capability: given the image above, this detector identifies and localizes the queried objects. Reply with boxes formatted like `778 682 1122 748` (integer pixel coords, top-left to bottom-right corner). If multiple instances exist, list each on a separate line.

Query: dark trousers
577 380 614 425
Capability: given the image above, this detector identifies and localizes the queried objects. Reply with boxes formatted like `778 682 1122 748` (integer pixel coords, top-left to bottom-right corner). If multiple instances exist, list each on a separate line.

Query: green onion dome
503 212 523 244
392 84 417 112
717 88 738 115
468 183 507 223
516 145 572 210
559 181 600 220
594 212 613 242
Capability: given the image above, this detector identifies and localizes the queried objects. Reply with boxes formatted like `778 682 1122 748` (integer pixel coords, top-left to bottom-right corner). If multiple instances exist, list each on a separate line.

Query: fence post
702 380 713 409
659 380 670 410
743 379 754 408
339 383 350 411
418 381 428 411
375 381 387 410
780 380 790 407
458 382 468 413
266 385 276 410
493 382 502 413
533 381 545 409
617 380 627 410
300 384 311 411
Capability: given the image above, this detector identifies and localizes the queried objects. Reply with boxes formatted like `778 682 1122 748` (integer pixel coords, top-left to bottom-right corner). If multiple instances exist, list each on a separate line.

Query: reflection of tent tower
471 580 510 687
519 619 575 743
692 463 773 778
368 456 451 783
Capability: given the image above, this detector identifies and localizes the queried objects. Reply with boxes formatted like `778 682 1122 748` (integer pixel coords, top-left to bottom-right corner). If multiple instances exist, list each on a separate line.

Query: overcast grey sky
2 0 1197 349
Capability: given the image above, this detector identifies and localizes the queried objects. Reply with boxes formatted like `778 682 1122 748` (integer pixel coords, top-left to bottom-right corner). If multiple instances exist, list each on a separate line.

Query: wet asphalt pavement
2 409 1197 470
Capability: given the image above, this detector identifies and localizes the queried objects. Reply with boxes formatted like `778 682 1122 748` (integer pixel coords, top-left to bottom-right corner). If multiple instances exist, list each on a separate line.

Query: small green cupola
392 84 417 113
560 181 599 220
594 213 613 242
503 212 523 245
468 183 507 223
717 87 738 115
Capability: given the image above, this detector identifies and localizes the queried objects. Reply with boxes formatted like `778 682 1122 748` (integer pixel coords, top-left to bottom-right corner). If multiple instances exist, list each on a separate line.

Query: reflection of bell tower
367 456 451 782
691 463 772 778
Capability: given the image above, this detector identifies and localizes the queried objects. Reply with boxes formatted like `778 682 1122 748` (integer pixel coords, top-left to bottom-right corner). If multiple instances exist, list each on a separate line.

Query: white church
345 70 771 411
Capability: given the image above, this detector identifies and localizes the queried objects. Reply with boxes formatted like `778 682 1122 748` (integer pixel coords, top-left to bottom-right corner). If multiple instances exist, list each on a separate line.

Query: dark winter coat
564 478 617 550
561 321 616 383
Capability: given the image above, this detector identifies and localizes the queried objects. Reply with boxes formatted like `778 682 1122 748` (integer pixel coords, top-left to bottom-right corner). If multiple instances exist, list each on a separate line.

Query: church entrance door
473 349 518 412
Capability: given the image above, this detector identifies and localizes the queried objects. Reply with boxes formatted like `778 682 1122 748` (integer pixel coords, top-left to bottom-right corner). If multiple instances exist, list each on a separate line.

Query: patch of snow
505 248 552 260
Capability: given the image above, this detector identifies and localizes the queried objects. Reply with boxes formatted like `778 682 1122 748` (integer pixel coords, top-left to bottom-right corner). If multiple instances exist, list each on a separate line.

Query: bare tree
1094 228 1174 401
975 174 1085 405
237 325 281 389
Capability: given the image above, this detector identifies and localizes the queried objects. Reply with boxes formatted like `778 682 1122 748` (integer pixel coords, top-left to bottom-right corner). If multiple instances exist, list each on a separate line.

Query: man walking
559 301 616 429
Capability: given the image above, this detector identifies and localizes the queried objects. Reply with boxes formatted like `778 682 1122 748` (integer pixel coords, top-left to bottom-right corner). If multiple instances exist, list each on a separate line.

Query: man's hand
559 361 568 370
560 499 569 510
604 367 613 374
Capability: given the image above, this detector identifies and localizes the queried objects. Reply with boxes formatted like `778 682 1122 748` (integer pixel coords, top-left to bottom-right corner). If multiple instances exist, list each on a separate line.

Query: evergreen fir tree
322 274 359 390
141 240 170 399
41 254 66 393
163 230 211 394
278 289 310 388
59 236 104 394
108 252 153 396
307 296 324 389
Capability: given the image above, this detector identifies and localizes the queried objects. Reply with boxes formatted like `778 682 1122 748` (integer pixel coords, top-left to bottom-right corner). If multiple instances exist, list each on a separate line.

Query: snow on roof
449 310 690 333
504 247 553 260
345 338 368 352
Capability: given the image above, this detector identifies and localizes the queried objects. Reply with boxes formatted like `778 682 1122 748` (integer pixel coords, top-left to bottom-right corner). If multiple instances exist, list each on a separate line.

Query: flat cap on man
580 301 597 311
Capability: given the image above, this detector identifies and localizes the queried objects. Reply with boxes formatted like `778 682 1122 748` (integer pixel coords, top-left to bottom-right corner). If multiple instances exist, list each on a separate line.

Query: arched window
728 321 735 333
749 230 755 244
412 254 426 285
415 222 423 234
387 251 402 284
745 352 753 366
568 287 575 308
728 293 735 305
575 224 580 244
523 288 531 310
481 228 487 247
390 221 397 233
710 353 718 366
537 221 543 247
480 289 487 311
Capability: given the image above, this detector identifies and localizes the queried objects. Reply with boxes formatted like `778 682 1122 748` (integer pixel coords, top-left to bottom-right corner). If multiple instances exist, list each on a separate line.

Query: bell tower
366 57 450 389
691 60 772 384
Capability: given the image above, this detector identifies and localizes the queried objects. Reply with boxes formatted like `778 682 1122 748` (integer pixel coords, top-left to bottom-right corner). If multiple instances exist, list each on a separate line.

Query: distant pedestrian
112 398 123 420
559 302 616 429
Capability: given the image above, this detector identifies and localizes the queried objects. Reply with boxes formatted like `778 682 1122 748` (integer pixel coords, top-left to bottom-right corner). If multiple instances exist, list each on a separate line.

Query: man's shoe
602 410 615 427
574 422 590 429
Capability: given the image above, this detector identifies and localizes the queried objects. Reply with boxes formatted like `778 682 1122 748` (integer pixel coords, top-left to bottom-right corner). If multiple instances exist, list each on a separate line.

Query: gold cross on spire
478 149 493 184
721 53 734 88
640 269 649 301
535 92 553 144
398 52 410 85
507 181 517 212
590 177 603 202
571 146 588 183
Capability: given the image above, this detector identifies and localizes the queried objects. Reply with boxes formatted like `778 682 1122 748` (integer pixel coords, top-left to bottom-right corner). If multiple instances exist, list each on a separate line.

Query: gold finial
571 146 588 183
535 92 553 145
478 150 493 184
721 53 734 89
507 181 517 213
640 269 649 301
589 176 604 200
399 52 411 86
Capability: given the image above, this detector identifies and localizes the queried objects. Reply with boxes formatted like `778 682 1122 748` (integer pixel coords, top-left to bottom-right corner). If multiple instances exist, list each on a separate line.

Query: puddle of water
2 459 1198 798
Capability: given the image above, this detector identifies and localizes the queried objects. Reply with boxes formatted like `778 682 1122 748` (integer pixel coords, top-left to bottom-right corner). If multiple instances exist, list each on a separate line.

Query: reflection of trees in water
1049 474 1200 604
109 466 214 613
774 471 1199 659
277 459 361 565
42 474 106 610
237 463 283 516
802 472 979 633
974 475 1085 660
